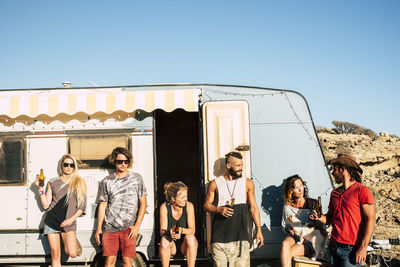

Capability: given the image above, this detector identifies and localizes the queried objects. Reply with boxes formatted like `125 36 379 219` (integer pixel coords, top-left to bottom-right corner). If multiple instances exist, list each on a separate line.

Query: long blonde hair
58 154 86 208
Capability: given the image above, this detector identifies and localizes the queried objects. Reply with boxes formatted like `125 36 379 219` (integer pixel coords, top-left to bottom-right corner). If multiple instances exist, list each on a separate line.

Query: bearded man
310 154 375 267
204 151 264 267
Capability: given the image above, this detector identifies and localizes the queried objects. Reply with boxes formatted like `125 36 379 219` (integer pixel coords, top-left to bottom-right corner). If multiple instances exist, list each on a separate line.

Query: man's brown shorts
102 228 136 257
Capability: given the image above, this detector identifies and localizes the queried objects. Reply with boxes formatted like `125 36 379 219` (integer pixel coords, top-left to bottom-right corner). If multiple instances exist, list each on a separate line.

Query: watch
38 189 45 195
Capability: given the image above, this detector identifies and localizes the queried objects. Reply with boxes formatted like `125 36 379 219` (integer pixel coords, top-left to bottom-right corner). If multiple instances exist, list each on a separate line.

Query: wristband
38 189 45 195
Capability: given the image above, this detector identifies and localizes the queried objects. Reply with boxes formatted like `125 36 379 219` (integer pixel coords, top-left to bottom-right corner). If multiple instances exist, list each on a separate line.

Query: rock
317 131 400 259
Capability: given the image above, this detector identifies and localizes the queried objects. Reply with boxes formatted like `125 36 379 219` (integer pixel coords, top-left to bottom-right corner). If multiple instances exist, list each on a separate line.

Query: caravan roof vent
62 81 71 88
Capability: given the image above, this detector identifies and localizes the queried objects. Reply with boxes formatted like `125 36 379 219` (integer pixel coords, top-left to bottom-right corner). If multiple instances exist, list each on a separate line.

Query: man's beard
228 167 242 179
333 172 344 183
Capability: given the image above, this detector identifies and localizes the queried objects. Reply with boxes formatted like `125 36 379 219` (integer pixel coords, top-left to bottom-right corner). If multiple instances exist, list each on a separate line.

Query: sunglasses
115 159 130 165
63 162 75 168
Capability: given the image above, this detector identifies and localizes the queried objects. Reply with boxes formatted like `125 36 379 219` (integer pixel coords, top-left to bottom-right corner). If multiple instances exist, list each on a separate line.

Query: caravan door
202 100 252 252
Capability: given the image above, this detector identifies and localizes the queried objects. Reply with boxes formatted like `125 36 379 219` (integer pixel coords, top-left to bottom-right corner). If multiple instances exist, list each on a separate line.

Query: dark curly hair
109 147 133 168
283 174 309 205
225 151 243 164
332 164 362 183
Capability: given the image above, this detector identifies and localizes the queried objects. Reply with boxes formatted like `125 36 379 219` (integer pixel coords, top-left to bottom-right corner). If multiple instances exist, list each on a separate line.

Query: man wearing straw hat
310 154 375 267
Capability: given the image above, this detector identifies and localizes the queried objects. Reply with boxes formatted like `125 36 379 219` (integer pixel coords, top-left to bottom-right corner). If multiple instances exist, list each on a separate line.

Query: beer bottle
39 169 45 187
316 197 322 217
174 222 180 234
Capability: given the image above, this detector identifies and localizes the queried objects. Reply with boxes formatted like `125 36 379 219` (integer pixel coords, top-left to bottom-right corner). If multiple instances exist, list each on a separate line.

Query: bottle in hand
316 197 322 217
39 169 45 187
174 222 180 234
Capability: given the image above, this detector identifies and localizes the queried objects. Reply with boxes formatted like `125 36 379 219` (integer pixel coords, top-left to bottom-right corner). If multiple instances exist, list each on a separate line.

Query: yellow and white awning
0 88 201 125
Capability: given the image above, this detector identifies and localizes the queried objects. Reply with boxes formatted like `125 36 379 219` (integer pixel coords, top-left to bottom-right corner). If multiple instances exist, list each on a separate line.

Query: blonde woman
34 154 87 267
159 181 198 267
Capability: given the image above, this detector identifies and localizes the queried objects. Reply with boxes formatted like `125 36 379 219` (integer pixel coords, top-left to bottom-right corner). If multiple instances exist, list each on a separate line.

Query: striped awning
0 88 201 125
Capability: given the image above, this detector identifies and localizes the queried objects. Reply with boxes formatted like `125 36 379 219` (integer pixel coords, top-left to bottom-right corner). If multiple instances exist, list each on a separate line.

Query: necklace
225 178 238 207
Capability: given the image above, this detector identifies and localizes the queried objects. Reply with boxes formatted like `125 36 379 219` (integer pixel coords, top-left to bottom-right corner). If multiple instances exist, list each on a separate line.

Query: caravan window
0 139 25 184
68 135 130 168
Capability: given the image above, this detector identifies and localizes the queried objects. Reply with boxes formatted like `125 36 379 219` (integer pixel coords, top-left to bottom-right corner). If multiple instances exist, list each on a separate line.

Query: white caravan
0 84 332 266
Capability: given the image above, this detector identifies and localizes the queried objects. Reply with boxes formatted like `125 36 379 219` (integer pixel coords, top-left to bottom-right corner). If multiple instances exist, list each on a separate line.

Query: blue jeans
43 223 61 236
328 242 361 267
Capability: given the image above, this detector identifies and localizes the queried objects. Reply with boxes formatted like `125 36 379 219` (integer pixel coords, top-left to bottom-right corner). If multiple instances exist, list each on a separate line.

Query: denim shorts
43 223 61 236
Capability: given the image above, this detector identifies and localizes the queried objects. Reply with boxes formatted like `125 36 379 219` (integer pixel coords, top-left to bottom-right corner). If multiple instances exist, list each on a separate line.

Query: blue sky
1 1 399 135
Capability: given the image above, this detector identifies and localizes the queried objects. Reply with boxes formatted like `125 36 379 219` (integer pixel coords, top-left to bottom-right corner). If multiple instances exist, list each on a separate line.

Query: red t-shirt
329 182 374 245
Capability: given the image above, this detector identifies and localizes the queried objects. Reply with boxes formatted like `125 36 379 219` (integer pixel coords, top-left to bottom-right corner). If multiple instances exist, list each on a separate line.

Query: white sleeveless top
215 176 246 207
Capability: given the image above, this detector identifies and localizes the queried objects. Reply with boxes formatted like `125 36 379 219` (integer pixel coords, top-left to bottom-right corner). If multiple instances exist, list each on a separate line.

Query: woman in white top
280 175 317 267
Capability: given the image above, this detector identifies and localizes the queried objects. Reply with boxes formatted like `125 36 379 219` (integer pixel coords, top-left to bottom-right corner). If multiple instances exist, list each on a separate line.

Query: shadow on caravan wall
261 182 285 227
213 157 226 178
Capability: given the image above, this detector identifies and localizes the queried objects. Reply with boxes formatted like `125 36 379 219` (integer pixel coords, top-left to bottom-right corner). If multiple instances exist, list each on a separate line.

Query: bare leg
159 235 176 267
60 231 79 258
181 235 198 267
105 256 117 267
282 236 307 267
122 256 133 267
47 233 62 267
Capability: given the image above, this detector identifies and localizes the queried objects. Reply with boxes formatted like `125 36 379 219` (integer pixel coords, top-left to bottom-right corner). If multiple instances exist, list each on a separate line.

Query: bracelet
38 189 45 195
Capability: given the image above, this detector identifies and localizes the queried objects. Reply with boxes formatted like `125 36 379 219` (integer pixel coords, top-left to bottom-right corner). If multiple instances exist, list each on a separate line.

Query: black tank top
45 195 68 232
166 202 188 229
212 203 249 243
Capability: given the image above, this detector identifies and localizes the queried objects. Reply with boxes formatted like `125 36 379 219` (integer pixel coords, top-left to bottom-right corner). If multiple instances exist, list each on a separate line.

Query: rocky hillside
317 131 400 261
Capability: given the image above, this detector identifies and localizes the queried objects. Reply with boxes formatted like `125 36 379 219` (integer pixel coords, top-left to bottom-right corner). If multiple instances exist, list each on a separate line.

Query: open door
153 109 203 258
202 100 252 253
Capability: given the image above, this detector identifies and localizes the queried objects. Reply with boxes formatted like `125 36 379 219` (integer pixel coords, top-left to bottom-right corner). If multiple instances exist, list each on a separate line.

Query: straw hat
326 154 363 174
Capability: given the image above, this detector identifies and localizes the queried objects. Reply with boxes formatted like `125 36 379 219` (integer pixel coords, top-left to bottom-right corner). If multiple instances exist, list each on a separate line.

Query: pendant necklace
226 179 238 207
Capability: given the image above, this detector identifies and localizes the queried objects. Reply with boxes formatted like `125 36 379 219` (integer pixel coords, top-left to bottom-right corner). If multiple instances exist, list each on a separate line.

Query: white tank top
215 176 247 207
